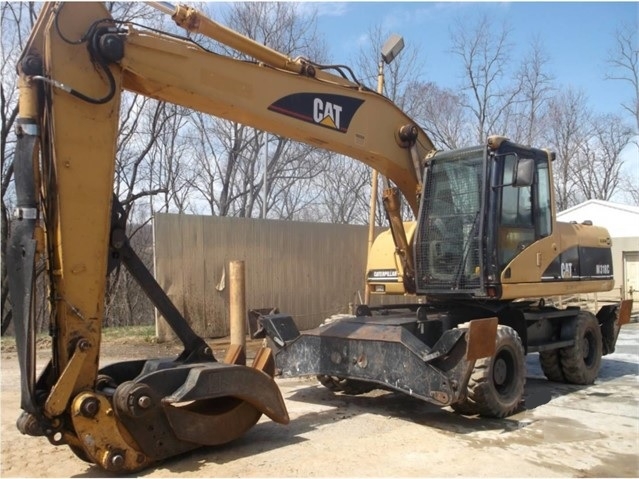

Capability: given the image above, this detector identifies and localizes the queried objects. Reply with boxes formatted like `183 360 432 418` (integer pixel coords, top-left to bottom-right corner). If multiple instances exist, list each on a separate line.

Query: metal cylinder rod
145 1 175 16
147 2 306 75
229 260 247 349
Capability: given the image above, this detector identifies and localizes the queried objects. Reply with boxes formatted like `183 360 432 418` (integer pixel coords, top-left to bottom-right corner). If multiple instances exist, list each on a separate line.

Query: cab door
497 152 554 284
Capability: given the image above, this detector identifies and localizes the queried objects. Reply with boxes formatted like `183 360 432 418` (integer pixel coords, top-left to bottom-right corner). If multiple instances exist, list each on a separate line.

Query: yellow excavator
7 1 632 473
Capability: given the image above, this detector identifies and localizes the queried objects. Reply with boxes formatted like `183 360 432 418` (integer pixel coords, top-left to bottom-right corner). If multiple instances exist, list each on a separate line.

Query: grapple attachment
68 346 288 472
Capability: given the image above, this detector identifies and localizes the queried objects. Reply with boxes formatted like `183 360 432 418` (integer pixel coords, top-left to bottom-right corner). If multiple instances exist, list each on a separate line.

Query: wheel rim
492 348 515 396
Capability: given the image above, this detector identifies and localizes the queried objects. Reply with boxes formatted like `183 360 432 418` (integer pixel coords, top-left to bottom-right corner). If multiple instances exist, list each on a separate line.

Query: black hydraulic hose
6 124 39 415
32 67 116 105
48 5 118 104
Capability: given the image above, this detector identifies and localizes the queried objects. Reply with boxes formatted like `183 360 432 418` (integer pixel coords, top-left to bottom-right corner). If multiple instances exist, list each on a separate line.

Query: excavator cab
367 135 613 302
414 136 614 300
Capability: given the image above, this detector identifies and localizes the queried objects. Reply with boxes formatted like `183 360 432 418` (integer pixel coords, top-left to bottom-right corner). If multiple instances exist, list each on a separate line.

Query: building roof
557 200 639 238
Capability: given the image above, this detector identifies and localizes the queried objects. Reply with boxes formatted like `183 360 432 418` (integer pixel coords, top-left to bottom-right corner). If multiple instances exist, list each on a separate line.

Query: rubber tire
539 350 565 383
464 325 526 418
559 312 602 385
317 375 375 395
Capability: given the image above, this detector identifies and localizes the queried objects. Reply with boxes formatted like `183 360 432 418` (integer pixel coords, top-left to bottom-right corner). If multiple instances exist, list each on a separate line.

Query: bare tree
315 155 372 224
187 114 258 216
267 154 325 221
573 113 634 202
222 2 325 60
605 22 639 206
620 175 639 205
106 2 160 22
408 81 470 150
510 38 555 145
149 104 197 215
115 97 177 216
183 2 329 220
262 138 329 220
544 88 593 210
606 22 639 132
450 15 521 143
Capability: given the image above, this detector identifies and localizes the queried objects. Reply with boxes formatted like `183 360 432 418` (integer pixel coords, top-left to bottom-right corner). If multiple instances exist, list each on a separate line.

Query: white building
557 200 639 303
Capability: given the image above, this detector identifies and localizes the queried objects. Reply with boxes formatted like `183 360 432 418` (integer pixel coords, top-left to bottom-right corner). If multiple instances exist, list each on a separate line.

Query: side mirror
513 157 534 187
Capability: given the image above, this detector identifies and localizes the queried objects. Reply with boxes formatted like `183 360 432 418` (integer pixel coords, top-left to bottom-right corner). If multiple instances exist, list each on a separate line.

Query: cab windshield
415 147 484 292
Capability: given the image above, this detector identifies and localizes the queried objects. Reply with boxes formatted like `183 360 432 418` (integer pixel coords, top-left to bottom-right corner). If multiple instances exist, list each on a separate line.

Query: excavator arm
7 2 435 473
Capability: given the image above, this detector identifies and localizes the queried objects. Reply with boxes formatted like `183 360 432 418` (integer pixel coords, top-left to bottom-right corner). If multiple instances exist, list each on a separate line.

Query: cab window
536 161 552 237
498 154 534 267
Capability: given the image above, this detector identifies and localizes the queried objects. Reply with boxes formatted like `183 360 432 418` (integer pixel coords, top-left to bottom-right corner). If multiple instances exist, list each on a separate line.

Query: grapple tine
164 400 262 446
224 344 246 366
251 346 276 377
162 363 289 425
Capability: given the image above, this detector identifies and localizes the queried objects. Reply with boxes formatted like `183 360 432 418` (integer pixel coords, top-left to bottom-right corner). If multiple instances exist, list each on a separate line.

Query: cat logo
561 262 573 279
367 269 398 282
313 98 342 130
268 93 364 133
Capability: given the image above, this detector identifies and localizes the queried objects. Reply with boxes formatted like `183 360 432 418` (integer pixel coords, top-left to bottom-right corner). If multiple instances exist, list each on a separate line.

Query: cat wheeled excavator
8 1 632 473
259 136 632 419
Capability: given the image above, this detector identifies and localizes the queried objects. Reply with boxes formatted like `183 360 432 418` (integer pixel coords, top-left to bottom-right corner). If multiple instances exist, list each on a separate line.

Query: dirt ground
1 325 638 478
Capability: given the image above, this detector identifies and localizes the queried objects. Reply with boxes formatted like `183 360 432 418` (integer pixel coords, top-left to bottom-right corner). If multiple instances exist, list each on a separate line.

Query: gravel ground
1 324 637 478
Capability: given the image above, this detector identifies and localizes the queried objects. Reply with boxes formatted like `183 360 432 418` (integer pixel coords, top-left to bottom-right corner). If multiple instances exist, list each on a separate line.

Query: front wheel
460 325 526 418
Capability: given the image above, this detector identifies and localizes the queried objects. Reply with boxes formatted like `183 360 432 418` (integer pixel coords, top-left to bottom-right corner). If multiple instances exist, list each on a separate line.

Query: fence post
229 260 246 349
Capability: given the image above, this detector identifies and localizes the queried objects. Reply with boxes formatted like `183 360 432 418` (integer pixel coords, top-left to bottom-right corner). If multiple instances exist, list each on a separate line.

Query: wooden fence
153 213 402 340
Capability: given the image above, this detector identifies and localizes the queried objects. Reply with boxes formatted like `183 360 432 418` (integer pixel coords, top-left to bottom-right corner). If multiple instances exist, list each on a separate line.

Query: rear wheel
559 312 602 385
461 325 526 418
539 350 565 382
